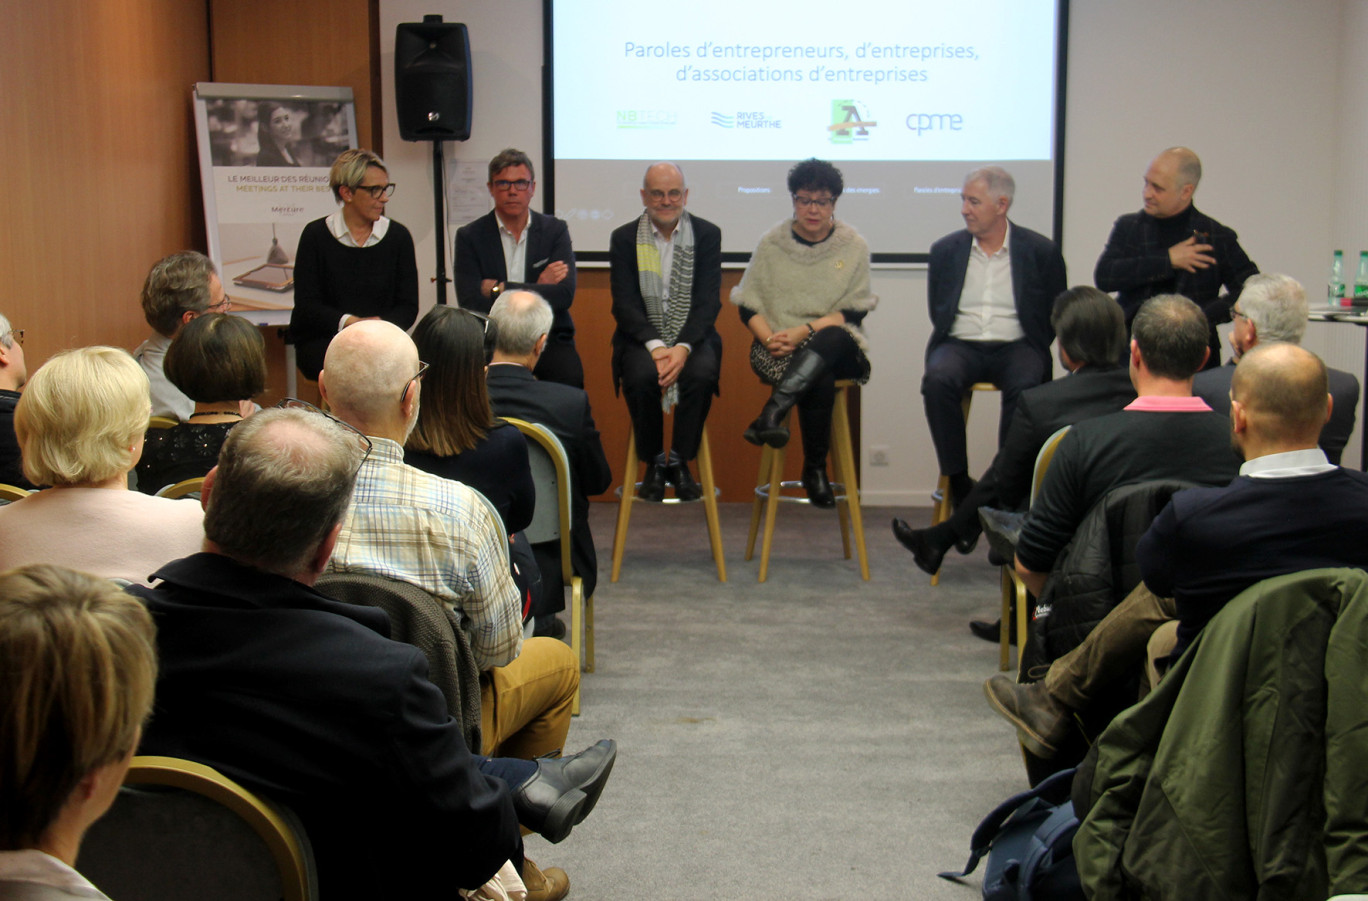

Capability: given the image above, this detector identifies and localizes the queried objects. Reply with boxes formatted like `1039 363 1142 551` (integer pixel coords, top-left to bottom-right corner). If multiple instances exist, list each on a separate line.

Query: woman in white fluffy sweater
730 158 877 506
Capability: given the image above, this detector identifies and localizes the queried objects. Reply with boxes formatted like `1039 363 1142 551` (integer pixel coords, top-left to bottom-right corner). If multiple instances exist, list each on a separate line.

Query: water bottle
1329 249 1345 304
1356 251 1368 301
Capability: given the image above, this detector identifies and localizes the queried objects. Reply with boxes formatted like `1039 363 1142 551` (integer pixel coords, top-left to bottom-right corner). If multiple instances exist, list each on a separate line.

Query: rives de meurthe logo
828 100 875 144
712 111 782 129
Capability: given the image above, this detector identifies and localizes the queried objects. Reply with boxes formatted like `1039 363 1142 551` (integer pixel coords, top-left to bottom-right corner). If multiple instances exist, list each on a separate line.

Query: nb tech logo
829 100 875 143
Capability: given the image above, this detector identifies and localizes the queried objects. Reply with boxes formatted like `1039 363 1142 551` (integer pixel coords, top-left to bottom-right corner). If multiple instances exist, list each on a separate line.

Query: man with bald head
318 321 581 792
987 342 1368 758
609 162 722 501
1095 146 1259 369
1192 272 1359 463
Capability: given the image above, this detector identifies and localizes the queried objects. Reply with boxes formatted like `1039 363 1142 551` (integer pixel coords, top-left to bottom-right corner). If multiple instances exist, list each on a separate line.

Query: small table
1307 306 1368 469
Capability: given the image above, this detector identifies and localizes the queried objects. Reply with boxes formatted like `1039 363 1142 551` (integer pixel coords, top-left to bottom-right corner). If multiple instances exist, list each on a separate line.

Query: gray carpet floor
540 501 1029 900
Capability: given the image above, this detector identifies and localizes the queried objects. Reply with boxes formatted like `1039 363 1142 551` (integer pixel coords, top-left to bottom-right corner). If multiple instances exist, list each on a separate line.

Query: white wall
379 0 1362 505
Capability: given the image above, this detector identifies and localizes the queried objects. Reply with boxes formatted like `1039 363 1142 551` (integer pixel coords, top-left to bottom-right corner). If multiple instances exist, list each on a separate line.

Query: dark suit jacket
993 366 1138 510
486 364 612 607
926 222 1067 370
1094 205 1258 326
133 553 522 900
609 213 723 386
1193 360 1360 465
455 210 577 340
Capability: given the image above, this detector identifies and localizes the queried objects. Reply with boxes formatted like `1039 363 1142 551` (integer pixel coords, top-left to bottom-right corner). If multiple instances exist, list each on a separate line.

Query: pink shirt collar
1123 396 1213 412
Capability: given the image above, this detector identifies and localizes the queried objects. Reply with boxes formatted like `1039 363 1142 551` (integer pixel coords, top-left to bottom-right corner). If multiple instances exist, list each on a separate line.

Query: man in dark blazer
134 407 617 901
487 290 612 638
896 288 1136 599
455 148 582 387
609 162 722 502
923 166 1067 508
1192 273 1359 465
1094 146 1259 369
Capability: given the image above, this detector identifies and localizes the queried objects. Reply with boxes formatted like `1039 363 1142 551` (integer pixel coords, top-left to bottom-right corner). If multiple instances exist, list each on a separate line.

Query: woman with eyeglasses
730 158 877 507
290 148 419 381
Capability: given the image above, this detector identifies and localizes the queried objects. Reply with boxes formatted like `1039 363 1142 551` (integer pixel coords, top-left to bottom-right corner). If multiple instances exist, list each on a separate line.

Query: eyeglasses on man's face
492 179 533 193
2 329 23 347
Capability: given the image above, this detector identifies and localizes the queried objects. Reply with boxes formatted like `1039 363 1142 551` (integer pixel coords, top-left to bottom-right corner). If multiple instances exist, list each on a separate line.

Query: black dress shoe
954 533 980 555
669 462 703 501
969 617 1018 645
511 739 617 843
638 463 666 502
891 518 947 575
801 464 836 508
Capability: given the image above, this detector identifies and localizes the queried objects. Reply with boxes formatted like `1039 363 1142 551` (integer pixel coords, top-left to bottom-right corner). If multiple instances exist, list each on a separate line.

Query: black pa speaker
395 16 472 142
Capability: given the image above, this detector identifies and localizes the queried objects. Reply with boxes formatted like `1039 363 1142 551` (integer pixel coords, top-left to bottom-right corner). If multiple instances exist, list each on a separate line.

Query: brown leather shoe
983 674 1071 758
523 858 570 901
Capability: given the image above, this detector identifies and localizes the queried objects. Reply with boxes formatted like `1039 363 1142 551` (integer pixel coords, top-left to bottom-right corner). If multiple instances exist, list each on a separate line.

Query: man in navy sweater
986 342 1368 757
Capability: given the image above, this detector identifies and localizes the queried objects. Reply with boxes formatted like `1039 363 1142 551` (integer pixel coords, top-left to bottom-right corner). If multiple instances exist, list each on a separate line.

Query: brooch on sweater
835 260 844 269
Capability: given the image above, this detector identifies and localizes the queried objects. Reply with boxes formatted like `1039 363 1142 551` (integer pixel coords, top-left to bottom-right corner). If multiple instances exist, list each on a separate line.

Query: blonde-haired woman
289 148 419 380
0 347 204 584
0 563 158 900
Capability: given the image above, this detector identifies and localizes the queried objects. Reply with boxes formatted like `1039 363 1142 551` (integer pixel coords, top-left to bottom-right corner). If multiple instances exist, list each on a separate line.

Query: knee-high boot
797 394 837 508
743 350 829 449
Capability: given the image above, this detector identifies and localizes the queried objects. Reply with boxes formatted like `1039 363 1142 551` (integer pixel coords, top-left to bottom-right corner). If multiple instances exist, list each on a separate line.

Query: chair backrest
80 755 316 901
156 475 207 499
1030 426 1072 506
0 482 29 503
315 572 482 753
503 418 574 582
148 415 179 430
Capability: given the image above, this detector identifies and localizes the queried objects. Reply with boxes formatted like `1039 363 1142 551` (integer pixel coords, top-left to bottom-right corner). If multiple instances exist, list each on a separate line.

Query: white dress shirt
950 222 1024 343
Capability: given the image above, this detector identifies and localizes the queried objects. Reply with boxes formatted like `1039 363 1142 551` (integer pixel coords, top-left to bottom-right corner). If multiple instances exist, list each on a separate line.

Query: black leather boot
743 350 829 448
801 463 836 508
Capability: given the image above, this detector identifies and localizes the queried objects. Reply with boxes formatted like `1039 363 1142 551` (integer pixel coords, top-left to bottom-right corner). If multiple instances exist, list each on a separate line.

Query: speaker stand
432 140 450 305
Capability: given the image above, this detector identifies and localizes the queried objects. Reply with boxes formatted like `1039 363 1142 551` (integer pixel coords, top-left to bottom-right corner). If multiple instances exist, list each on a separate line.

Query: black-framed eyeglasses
2 329 23 347
402 360 430 402
492 179 532 192
206 295 233 313
792 194 835 210
274 398 373 468
353 184 396 199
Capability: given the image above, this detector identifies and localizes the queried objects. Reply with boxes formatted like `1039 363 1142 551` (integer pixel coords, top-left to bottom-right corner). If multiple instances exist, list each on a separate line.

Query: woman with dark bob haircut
730 158 877 506
0 564 157 899
136 312 265 494
405 306 534 534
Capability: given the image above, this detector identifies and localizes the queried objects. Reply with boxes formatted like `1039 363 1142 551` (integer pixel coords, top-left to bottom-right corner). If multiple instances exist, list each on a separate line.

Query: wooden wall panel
209 0 381 153
0 1 210 369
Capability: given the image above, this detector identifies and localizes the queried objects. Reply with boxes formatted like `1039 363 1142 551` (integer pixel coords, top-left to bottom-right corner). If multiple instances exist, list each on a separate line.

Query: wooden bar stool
929 382 999 586
744 380 869 582
610 422 726 582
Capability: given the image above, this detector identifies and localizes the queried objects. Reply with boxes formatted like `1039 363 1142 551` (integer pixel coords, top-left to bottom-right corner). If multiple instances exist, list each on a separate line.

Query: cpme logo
828 100 876 144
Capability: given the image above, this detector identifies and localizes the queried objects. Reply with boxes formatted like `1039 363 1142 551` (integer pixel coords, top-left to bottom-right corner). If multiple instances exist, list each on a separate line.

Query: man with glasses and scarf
609 162 722 502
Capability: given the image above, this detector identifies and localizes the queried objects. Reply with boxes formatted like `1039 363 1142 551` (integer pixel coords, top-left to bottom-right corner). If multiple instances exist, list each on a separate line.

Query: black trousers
757 326 864 467
619 339 721 462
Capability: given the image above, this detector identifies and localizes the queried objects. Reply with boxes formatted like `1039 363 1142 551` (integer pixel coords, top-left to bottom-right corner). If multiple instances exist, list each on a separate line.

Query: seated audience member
405 306 534 535
133 408 615 901
485 291 612 639
0 564 158 901
1192 272 1359 464
986 343 1368 758
136 313 264 495
134 251 230 421
1013 295 1241 598
319 324 580 771
0 347 204 584
894 287 1135 587
0 314 33 489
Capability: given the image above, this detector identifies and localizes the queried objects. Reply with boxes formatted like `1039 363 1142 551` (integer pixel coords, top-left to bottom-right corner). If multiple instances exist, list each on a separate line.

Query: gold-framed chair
929 382 999 586
998 425 1071 673
148 415 179 429
503 418 591 715
80 755 316 901
0 483 30 502
744 379 869 582
155 476 207 499
610 421 726 583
